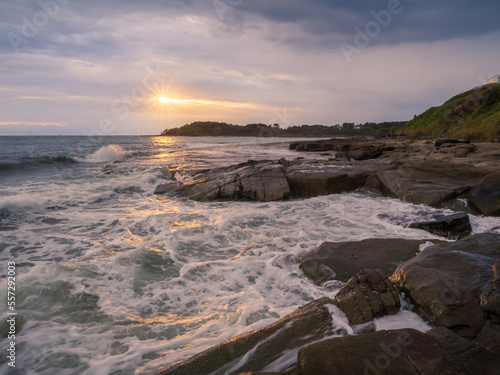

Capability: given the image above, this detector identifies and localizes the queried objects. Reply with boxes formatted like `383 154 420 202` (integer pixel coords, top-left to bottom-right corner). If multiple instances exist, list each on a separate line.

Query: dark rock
161 161 291 202
391 234 500 339
408 212 472 239
299 238 431 284
297 329 472 375
347 145 383 160
435 139 471 147
298 327 500 375
373 160 482 208
334 269 400 325
427 327 500 375
481 259 500 323
435 143 477 157
287 165 371 199
468 171 500 216
303 143 322 152
154 182 180 195
150 298 337 375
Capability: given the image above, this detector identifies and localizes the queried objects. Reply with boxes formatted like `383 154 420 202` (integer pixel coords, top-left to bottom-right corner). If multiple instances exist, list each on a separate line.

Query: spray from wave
80 145 127 163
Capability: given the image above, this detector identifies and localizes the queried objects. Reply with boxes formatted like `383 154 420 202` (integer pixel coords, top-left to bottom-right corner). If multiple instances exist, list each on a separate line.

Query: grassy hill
402 84 500 141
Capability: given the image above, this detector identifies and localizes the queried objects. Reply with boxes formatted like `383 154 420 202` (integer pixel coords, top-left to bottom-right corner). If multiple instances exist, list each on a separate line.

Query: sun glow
159 96 180 104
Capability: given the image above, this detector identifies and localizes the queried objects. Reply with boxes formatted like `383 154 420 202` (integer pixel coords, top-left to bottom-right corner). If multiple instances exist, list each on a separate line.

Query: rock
435 139 471 147
408 212 472 239
334 269 400 325
435 143 477 157
159 160 291 202
297 329 467 375
150 298 337 375
286 165 371 198
426 327 500 375
481 259 500 323
299 238 431 284
347 145 383 160
373 160 483 208
391 234 500 339
154 182 180 195
297 328 500 375
468 171 500 216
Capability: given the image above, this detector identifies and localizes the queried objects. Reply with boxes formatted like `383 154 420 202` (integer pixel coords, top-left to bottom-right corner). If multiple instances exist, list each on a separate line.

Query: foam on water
80 144 127 163
1 136 499 374
0 194 45 210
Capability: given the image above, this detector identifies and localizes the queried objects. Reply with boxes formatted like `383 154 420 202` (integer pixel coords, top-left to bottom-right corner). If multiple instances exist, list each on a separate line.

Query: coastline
150 137 500 374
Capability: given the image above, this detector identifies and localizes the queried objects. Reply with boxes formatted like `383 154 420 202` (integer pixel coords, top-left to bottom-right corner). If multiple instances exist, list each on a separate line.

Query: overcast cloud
1 0 499 135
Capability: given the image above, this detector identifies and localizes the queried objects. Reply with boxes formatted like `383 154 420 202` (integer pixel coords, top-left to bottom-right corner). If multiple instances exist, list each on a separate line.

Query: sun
159 96 179 104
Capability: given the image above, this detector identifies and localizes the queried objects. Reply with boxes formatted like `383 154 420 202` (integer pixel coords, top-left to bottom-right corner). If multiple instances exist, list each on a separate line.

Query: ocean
1 135 499 375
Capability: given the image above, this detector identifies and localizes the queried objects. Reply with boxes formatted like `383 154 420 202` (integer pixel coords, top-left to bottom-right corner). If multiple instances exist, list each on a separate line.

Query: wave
78 144 127 163
0 194 44 210
0 156 78 174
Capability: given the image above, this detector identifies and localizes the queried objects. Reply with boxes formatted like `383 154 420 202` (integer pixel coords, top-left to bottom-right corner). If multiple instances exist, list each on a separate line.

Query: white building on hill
488 75 500 84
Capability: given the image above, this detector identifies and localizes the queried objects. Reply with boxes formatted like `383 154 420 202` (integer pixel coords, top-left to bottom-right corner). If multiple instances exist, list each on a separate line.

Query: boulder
408 212 472 239
347 145 383 160
427 327 500 375
149 298 337 375
297 328 500 375
158 161 291 202
481 259 500 324
468 171 500 216
435 143 477 157
391 234 500 339
435 139 471 147
286 165 371 198
334 269 400 325
373 161 477 208
299 238 430 284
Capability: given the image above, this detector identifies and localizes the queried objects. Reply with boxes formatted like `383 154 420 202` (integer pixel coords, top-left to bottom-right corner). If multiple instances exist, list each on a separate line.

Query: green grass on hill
402 84 500 141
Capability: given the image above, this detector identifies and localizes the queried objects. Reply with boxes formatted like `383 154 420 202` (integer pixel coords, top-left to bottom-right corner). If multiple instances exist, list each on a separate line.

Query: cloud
0 121 65 126
0 0 499 135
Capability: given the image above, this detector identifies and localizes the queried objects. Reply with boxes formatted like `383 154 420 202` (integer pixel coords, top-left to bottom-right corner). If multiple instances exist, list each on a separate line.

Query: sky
1 0 500 135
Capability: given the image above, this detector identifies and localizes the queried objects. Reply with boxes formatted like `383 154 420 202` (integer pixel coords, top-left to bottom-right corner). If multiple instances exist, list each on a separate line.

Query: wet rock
408 212 472 239
150 298 336 375
468 171 500 216
297 328 500 375
435 139 471 147
481 259 500 324
372 160 482 208
391 234 500 339
427 327 500 375
153 182 180 195
347 145 383 160
299 238 431 284
287 165 371 198
334 269 400 325
158 161 291 202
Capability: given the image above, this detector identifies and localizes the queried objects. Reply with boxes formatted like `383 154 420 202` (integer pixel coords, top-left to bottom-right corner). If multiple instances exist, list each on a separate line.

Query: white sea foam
2 136 500 374
0 194 44 210
80 144 127 163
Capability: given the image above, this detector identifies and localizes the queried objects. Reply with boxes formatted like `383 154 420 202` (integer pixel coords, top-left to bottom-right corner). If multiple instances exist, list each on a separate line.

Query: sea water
1 136 499 375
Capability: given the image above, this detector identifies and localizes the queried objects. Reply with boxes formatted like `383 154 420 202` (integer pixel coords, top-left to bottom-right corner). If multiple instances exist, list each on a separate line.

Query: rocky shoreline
155 138 500 217
150 138 500 374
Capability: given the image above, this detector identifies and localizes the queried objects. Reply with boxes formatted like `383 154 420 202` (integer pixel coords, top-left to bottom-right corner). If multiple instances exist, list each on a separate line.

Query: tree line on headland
161 84 500 141
161 121 406 137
